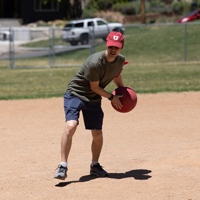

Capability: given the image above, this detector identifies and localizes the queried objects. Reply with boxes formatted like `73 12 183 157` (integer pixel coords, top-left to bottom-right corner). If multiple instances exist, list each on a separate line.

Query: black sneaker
54 165 68 180
90 163 108 177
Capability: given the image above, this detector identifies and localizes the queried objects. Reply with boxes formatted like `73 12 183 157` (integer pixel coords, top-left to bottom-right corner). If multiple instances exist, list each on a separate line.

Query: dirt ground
0 92 200 200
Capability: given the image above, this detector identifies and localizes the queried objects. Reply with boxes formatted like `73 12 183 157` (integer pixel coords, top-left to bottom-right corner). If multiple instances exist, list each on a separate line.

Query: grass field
0 61 200 100
0 23 200 100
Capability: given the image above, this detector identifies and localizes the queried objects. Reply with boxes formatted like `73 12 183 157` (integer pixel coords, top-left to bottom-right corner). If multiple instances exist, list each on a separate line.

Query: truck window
97 20 107 26
74 22 84 28
65 23 73 28
88 21 94 26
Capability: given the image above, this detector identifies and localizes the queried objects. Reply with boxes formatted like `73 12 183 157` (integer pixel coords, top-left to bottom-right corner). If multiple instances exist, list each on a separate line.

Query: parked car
62 18 125 46
177 9 200 23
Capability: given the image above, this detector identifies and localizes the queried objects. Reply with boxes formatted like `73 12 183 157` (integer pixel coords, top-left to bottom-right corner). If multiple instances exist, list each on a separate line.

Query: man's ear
121 44 124 50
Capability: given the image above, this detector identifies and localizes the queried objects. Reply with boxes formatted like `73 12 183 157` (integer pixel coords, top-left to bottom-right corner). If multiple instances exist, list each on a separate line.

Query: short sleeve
115 68 123 78
115 61 128 78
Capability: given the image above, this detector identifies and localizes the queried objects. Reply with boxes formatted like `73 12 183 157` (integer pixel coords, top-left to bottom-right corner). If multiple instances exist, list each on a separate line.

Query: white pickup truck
62 18 125 46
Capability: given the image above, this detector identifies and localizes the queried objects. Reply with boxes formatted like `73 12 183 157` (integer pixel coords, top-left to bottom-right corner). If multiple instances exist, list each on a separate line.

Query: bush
172 1 183 14
113 0 128 3
85 0 114 11
113 3 137 15
172 0 191 15
97 0 113 11
150 0 165 8
191 0 200 10
181 0 191 14
148 0 173 15
132 0 142 15
121 6 136 15
81 7 97 18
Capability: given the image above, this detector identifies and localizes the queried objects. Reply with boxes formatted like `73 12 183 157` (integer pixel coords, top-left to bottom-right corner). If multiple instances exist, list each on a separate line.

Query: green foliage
85 0 112 11
112 0 128 3
172 0 183 14
172 0 191 15
96 0 113 11
84 0 130 13
132 1 142 14
191 0 200 10
113 2 137 15
121 6 136 15
40 0 62 4
146 0 172 15
150 0 165 7
82 6 97 18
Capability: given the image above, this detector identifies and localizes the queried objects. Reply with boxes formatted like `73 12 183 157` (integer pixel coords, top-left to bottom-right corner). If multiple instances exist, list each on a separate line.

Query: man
54 31 125 180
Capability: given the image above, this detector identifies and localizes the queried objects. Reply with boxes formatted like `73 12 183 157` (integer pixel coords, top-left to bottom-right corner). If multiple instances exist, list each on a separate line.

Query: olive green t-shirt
65 50 125 102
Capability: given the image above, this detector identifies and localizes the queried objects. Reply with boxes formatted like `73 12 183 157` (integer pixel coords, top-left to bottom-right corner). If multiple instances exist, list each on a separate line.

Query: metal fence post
52 27 56 66
89 25 95 55
9 28 14 68
184 23 187 62
48 28 53 68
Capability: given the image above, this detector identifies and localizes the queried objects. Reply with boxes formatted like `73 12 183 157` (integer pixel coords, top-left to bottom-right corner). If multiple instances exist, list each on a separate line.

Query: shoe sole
90 171 108 177
54 175 67 180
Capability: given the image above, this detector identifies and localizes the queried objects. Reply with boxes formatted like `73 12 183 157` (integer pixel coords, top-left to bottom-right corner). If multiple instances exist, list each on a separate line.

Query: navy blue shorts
64 93 104 130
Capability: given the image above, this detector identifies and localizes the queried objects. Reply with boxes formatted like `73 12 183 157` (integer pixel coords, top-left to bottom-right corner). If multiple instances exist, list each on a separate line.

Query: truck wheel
70 41 78 46
80 34 89 45
113 28 124 34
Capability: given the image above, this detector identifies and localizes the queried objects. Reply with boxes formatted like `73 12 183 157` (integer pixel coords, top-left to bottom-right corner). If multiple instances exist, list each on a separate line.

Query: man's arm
113 75 124 88
90 80 123 109
90 81 112 99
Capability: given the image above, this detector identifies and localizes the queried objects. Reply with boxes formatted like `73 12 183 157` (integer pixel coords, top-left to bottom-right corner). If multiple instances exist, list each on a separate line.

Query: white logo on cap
113 36 119 40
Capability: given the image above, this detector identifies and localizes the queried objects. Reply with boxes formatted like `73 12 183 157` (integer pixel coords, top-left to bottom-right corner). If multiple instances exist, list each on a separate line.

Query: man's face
106 46 122 61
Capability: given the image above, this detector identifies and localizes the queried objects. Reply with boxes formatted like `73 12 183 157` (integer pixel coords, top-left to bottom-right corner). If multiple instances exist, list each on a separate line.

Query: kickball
111 86 137 113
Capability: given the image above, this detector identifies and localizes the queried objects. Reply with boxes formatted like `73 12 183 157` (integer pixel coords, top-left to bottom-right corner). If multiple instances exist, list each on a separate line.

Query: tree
141 0 146 24
41 0 63 4
40 0 82 19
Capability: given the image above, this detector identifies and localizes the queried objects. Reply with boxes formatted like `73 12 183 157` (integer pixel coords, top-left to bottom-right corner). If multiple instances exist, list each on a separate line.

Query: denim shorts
64 93 104 130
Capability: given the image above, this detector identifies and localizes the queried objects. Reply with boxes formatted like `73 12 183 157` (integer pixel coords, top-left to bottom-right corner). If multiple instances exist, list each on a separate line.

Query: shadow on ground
55 169 152 187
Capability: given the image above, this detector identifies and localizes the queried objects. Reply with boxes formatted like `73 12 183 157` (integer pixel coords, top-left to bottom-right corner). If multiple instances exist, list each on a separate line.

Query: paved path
0 44 91 60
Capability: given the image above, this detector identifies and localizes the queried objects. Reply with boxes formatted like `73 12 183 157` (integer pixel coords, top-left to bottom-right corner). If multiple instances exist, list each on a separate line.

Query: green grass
0 62 200 100
0 67 78 100
123 24 200 63
20 37 67 48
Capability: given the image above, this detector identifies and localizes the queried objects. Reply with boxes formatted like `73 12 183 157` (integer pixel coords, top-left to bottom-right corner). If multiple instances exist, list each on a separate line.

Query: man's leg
54 120 77 180
91 130 103 162
61 120 77 162
90 130 108 177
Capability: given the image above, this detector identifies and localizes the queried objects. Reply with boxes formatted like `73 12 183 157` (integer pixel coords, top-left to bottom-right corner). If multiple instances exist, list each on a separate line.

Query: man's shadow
55 169 152 187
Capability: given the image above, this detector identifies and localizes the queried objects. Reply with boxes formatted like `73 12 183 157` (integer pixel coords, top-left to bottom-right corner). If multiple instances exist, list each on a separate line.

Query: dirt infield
0 92 200 200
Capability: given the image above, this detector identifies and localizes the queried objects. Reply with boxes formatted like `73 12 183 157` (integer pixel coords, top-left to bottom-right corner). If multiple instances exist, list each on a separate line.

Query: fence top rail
124 21 200 28
1 21 200 31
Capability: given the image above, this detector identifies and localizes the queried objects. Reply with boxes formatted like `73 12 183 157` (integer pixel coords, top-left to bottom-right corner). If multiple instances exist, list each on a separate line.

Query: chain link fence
0 22 200 69
124 22 200 63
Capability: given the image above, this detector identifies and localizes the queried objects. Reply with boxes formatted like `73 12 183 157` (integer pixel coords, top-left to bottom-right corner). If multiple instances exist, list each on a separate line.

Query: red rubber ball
111 86 137 113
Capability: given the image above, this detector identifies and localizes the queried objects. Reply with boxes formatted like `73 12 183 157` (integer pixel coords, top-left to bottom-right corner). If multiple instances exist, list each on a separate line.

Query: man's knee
64 120 77 137
92 130 103 141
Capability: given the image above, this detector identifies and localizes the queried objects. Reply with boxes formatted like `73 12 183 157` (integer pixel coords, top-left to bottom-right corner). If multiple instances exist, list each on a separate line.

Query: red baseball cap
106 31 124 48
